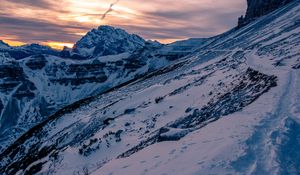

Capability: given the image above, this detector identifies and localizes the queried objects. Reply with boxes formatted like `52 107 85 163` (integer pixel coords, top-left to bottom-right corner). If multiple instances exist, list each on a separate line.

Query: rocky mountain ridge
0 42 60 60
238 0 294 27
0 27 208 153
70 25 146 59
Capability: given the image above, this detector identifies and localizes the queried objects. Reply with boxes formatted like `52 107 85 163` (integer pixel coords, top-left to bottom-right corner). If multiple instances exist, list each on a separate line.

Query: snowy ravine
1 1 300 175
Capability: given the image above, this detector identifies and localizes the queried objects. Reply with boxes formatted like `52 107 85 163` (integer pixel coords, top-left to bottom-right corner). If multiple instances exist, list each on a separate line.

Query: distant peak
97 25 117 30
20 43 54 51
72 25 146 58
0 40 11 49
93 25 140 38
0 40 9 46
23 43 46 47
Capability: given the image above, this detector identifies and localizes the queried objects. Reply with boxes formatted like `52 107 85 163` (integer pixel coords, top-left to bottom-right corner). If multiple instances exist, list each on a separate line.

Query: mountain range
0 25 208 154
0 0 300 174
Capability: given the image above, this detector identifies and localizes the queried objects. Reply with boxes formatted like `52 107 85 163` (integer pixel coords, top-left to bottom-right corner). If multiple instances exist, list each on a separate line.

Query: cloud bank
0 0 246 48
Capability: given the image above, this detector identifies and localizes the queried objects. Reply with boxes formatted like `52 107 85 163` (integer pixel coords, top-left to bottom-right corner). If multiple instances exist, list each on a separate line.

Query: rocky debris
124 108 136 114
292 60 300 69
154 96 164 104
119 68 277 158
170 68 277 129
157 127 191 142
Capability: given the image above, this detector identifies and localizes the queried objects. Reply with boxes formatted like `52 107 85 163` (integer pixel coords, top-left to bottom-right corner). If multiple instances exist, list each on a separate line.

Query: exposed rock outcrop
238 0 294 28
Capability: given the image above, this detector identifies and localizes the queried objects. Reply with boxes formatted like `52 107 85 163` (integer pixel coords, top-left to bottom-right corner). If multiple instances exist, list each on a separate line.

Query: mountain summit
71 25 146 58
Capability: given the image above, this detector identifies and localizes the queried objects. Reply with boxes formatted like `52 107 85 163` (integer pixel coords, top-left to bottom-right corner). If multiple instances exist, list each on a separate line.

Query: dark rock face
48 62 108 86
0 43 60 60
0 64 24 79
124 58 147 70
0 100 3 116
13 81 37 99
0 99 21 131
25 55 48 70
238 0 294 28
0 64 27 93
0 62 38 133
0 63 37 99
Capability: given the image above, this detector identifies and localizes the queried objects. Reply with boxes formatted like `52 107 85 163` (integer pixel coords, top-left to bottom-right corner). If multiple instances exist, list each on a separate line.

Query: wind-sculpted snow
1 1 300 175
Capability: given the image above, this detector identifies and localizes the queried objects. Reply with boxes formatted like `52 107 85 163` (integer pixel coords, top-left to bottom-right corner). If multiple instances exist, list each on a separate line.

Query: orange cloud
44 42 74 50
0 0 246 48
3 40 26 47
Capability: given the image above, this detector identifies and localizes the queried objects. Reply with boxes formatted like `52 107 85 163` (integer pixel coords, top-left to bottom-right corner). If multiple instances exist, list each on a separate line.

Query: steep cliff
238 0 294 27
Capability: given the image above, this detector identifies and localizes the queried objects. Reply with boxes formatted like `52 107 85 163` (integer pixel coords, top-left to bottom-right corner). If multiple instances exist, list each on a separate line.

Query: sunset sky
0 0 246 49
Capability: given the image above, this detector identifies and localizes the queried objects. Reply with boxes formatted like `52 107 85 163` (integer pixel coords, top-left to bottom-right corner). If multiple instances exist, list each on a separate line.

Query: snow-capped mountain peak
71 25 146 58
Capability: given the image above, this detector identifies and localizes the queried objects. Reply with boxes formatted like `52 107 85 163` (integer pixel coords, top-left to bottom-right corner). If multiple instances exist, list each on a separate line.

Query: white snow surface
1 1 300 175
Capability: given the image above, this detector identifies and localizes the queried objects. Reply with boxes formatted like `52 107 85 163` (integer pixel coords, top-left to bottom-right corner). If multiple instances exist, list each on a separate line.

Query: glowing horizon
3 40 74 50
0 0 246 50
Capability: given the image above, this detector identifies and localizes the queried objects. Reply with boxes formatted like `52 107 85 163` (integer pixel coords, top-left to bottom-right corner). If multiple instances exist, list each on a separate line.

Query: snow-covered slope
0 44 165 152
1 1 300 175
71 26 146 58
0 32 205 154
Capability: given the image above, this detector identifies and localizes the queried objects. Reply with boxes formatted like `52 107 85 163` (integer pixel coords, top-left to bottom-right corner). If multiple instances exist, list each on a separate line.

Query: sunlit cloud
0 0 246 49
45 42 74 50
3 40 26 47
